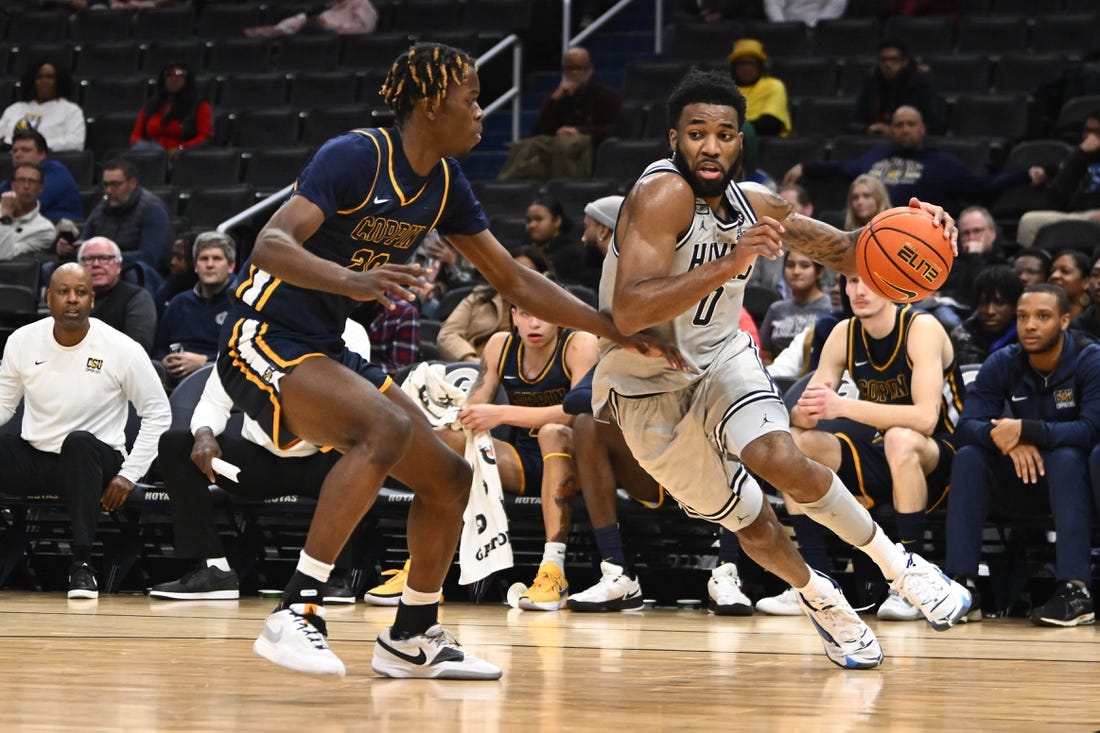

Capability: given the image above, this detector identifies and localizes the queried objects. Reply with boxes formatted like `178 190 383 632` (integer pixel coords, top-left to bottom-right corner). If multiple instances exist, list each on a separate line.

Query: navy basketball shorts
835 431 956 512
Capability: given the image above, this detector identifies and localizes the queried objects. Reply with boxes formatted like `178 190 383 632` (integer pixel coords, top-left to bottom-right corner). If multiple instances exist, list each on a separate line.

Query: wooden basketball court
3 592 1098 730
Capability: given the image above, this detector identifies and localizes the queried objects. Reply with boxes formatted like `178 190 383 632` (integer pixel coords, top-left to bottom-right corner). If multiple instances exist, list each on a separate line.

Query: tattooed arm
741 184 959 276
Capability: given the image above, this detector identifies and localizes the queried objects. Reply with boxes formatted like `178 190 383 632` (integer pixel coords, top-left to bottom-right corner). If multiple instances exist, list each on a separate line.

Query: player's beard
671 144 739 198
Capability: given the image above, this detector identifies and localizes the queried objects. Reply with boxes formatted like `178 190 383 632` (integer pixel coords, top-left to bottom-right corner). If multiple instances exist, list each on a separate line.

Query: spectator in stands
1013 247 1051 288
764 0 847 27
1015 112 1100 247
848 39 945 136
727 39 791 138
77 158 173 271
1071 252 1100 341
1 126 82 225
925 206 1013 327
785 106 1046 216
431 308 599 611
411 230 479 320
0 162 56 263
130 63 213 160
437 246 548 363
949 265 1022 366
946 284 1100 627
0 57 85 152
79 237 157 354
498 47 622 181
154 231 197 317
245 0 378 37
761 277 965 619
364 298 420 375
844 174 889 230
578 193 621 279
758 251 832 363
0 263 170 599
150 324 376 604
154 232 235 386
523 194 601 290
1048 249 1091 321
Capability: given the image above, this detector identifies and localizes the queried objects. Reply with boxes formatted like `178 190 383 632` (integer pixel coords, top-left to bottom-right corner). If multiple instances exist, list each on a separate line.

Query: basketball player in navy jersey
218 43 669 679
594 68 972 670
782 276 966 621
435 306 598 610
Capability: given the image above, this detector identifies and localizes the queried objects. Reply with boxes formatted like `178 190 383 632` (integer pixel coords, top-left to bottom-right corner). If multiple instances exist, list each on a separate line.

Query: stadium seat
218 72 287 111
992 52 1068 95
131 5 195 41
954 15 1028 54
1032 219 1100 256
621 61 690 103
459 0 533 32
74 41 142 78
107 148 168 186
769 57 838 99
881 15 955 56
1030 13 1099 54
69 9 134 42
593 138 666 187
922 54 990 97
811 18 880 58
242 146 312 195
542 178 618 226
51 149 96 187
948 94 1028 141
195 3 265 39
925 136 991 174
990 138 1072 219
743 285 781 325
79 76 150 117
390 0 462 31
272 35 342 73
793 96 853 137
471 180 540 222
756 136 826 181
828 135 882 163
228 108 302 149
744 20 810 57
206 37 272 74
667 22 742 62
169 364 214 430
300 104 369 146
170 148 243 189
5 9 69 43
1053 95 1100 143
341 32 415 71
287 71 358 108
432 284 477 323
178 184 256 228
139 39 206 74
85 113 139 158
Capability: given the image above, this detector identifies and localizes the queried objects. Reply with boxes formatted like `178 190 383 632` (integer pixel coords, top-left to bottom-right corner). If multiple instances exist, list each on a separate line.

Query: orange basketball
855 206 954 303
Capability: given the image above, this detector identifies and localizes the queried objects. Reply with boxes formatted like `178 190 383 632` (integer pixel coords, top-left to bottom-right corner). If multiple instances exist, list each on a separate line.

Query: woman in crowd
844 173 889 229
0 57 85 151
758 251 832 364
523 195 600 290
1047 248 1092 320
130 62 212 159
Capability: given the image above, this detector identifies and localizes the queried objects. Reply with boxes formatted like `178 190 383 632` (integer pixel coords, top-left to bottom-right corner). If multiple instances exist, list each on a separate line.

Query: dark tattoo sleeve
782 212 860 274
469 359 489 396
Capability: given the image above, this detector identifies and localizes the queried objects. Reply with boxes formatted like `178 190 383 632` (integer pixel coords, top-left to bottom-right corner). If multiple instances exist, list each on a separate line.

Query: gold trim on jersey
379 128 434 206
836 431 874 509
226 318 302 451
339 129 384 215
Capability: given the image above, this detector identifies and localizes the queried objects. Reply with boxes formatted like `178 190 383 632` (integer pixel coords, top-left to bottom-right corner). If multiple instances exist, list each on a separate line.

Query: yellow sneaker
518 562 569 611
363 559 409 606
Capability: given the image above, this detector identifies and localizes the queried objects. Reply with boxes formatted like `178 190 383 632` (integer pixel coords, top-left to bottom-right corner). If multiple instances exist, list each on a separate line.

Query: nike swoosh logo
373 196 391 205
34 360 46 365
377 638 427 665
854 360 868 367
1011 395 1026 402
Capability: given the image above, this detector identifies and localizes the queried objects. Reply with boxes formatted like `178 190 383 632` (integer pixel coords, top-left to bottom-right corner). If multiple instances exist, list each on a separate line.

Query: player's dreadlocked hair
380 43 473 124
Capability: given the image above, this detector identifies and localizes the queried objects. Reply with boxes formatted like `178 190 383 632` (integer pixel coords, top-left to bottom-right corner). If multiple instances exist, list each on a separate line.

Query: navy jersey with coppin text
496 328 578 449
232 127 489 340
846 304 965 441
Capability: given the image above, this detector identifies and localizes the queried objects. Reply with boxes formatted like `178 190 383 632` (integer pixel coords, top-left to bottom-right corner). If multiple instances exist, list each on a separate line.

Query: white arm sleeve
118 352 171 483
190 367 233 436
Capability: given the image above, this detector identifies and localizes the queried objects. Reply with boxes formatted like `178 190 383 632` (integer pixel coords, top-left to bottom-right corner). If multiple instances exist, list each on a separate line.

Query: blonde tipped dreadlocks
380 43 473 123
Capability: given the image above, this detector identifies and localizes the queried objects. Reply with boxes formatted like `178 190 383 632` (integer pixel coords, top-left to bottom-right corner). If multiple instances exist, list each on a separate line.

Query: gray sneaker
797 571 883 670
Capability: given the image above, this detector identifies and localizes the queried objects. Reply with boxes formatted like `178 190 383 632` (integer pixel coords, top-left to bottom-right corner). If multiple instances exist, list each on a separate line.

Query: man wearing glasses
0 126 82 225
0 162 56 262
849 38 945 136
79 236 157 355
75 158 171 271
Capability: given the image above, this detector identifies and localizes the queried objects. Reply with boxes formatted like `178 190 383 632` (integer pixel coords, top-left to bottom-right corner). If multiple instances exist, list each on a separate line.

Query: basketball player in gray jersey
593 68 972 669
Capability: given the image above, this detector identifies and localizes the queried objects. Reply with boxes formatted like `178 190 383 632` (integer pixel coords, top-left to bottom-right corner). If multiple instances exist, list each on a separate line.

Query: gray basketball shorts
607 343 787 528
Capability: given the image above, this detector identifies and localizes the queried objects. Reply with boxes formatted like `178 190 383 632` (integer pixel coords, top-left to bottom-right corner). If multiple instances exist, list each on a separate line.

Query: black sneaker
68 562 98 599
960 577 983 623
1030 581 1095 627
149 564 240 600
323 575 356 605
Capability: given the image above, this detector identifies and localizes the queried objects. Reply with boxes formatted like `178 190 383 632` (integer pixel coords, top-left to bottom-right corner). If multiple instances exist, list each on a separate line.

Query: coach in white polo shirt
0 262 169 599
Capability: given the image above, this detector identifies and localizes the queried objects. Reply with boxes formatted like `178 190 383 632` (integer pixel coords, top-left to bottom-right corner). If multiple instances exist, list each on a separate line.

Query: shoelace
808 597 866 644
533 571 564 592
293 612 330 650
896 564 942 608
424 626 461 650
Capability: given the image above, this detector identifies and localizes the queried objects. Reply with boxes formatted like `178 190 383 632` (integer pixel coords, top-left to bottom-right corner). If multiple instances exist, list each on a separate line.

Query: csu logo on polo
85 357 104 373
1054 388 1076 409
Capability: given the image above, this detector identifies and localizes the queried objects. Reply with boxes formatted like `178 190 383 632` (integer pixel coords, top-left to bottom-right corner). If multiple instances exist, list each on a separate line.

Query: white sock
206 557 230 572
794 565 836 601
542 542 566 572
401 585 442 606
296 550 334 584
859 524 907 581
